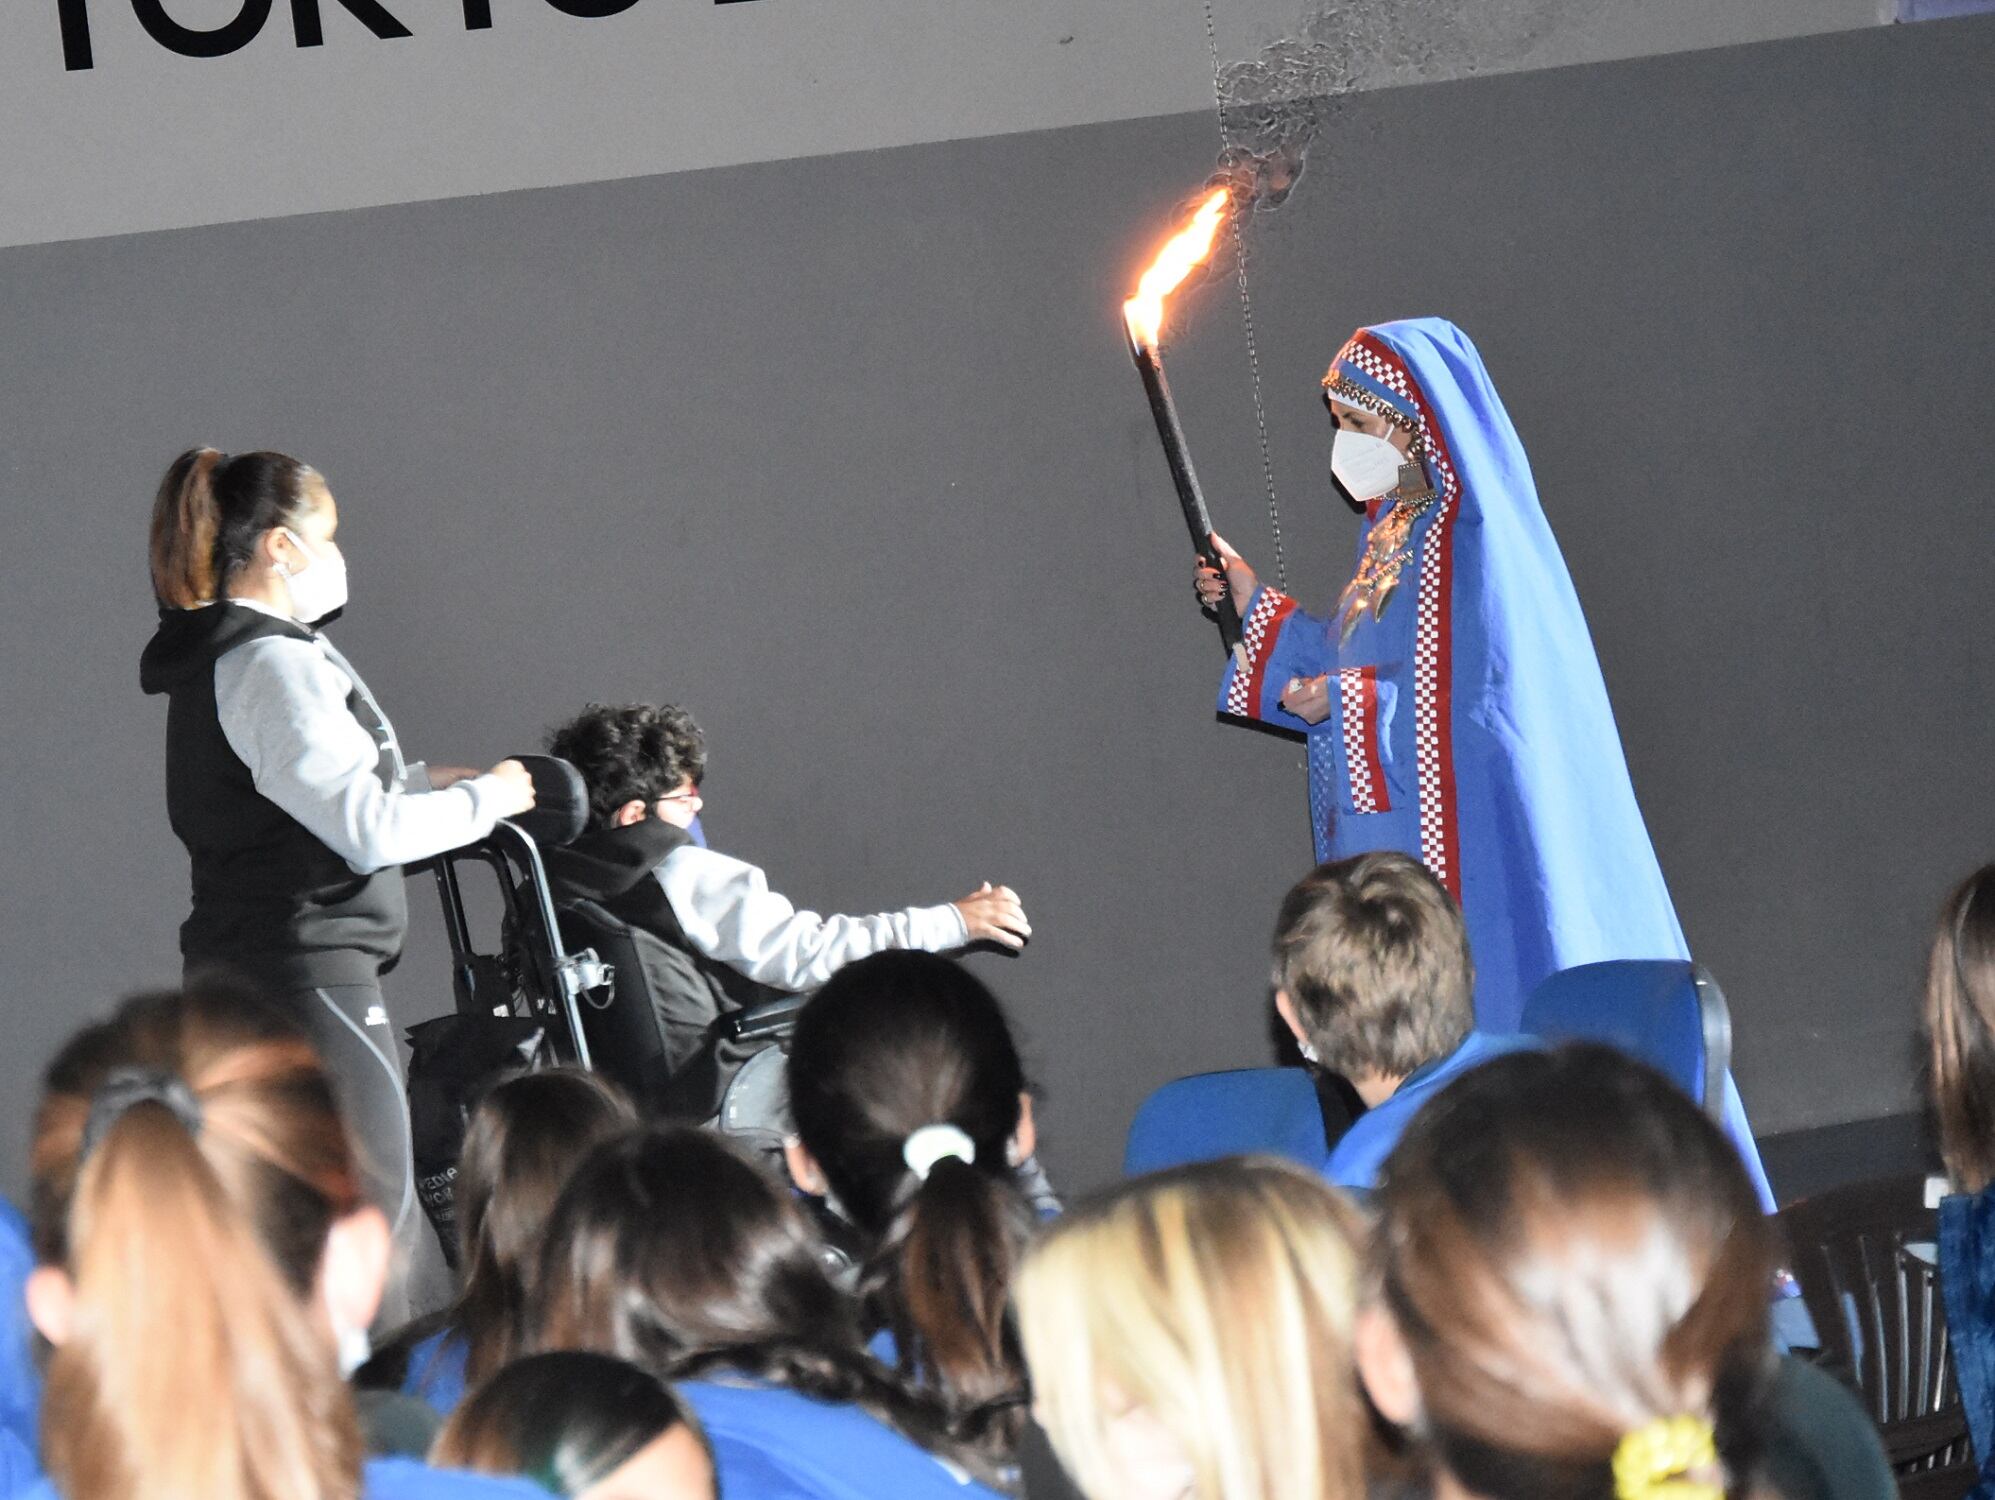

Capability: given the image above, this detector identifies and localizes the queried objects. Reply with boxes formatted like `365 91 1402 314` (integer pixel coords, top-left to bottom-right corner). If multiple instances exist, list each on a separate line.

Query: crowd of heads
16 858 1985 1500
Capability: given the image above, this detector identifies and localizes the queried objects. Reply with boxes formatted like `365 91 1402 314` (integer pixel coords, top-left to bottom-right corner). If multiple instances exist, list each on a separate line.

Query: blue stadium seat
1519 959 1731 1115
1122 1067 1329 1177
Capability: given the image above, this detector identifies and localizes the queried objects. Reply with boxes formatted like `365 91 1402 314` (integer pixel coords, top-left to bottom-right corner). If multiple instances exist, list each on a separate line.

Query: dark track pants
283 980 416 1242
185 967 424 1323
285 981 423 1324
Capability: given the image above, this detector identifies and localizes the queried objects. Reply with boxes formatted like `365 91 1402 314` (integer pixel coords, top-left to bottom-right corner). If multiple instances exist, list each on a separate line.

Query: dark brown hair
450 1069 634 1388
786 952 1035 1455
1273 851 1474 1080
148 448 322 608
546 703 707 829
529 1124 988 1479
30 983 367 1500
432 1351 713 1498
1373 1044 1777 1500
1925 865 1995 1192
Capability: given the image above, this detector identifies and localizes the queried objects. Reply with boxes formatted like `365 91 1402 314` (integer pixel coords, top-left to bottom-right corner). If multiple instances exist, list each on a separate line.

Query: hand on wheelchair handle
485 758 538 818
953 882 1031 950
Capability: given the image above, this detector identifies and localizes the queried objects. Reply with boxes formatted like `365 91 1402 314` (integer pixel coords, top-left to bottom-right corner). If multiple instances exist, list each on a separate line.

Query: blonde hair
29 985 367 1500
1272 852 1473 1081
1015 1156 1367 1500
1925 865 1995 1192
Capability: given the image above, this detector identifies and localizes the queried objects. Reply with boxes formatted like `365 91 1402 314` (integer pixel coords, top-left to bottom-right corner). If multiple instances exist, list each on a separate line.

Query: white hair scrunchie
902 1123 977 1182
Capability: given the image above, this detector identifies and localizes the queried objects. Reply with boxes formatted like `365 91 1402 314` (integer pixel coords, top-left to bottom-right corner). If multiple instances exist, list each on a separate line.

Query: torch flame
1123 187 1231 349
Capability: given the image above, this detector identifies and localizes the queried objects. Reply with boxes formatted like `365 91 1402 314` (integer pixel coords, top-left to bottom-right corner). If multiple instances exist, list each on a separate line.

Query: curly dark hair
547 704 707 829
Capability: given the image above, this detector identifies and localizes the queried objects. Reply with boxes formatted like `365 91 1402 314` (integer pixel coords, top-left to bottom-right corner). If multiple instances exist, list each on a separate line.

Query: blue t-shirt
362 1459 546 1500
1323 1031 1539 1191
10 1457 538 1500
1 1430 39 1500
401 1328 471 1416
0 1201 38 1459
681 1379 1001 1500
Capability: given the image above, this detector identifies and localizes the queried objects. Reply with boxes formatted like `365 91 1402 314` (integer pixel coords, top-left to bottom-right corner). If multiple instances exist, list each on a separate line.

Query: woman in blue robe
1199 318 1771 1203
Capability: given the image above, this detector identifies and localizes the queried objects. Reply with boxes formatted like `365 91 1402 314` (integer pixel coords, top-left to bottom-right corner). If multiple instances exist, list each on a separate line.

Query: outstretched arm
659 847 1020 991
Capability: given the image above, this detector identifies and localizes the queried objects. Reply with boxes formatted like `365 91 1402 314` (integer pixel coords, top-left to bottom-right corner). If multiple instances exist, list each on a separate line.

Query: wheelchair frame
420 818 801 1112
421 819 610 1070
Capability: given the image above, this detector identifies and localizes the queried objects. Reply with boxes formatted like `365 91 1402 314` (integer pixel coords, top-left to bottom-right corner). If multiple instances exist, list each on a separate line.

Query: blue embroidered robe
1217 319 1771 1206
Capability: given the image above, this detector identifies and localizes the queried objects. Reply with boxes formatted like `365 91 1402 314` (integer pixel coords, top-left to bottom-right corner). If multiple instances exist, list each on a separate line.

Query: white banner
0 0 1876 251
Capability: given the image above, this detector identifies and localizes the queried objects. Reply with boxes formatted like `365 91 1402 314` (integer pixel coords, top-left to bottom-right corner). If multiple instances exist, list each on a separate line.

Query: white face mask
277 528 349 625
1331 425 1407 502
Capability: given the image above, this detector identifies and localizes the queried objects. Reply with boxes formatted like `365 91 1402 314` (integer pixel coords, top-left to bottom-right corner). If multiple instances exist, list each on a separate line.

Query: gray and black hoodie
140 600 508 990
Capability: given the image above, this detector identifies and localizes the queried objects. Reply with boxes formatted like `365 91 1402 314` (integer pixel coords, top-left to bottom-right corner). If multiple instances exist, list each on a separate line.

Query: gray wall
1 15 1990 1197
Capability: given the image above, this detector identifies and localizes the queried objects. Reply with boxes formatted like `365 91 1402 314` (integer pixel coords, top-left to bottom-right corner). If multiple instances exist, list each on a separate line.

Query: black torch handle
1127 334 1245 656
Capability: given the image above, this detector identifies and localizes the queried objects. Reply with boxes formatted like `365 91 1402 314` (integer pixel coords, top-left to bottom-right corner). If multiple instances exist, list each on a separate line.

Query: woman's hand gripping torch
1122 187 1246 664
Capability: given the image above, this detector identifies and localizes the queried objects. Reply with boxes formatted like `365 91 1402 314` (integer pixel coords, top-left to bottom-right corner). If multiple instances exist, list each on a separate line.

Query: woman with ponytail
18 981 533 1500
139 449 536 1278
1360 1043 1888 1500
782 952 1043 1462
529 1123 1006 1499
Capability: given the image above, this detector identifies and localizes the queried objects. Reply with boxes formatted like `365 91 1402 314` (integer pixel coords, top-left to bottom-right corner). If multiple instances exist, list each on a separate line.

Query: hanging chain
1203 0 1289 591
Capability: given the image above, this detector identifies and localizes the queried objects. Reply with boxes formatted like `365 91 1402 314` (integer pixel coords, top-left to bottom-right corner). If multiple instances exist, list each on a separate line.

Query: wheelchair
550 893 804 1154
409 757 802 1209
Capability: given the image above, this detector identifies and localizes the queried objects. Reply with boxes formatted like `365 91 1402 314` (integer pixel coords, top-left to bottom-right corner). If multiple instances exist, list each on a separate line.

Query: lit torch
1123 187 1244 659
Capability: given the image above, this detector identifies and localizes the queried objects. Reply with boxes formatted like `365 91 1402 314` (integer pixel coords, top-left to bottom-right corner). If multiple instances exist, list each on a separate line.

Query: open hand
1193 532 1258 616
1280 675 1333 725
953 882 1032 950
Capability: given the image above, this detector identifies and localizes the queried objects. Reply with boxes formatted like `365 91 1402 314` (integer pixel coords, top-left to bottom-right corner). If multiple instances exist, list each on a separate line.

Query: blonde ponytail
148 448 224 607
31 988 367 1500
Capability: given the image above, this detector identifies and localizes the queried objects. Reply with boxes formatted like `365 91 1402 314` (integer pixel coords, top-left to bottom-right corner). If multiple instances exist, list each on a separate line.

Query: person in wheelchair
543 703 1030 1118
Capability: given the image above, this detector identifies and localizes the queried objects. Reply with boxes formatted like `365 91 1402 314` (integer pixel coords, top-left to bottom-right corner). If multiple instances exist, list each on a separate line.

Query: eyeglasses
657 786 703 806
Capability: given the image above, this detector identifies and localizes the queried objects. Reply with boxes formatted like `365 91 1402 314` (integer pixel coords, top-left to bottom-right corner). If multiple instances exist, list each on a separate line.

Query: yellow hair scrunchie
1611 1415 1721 1500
